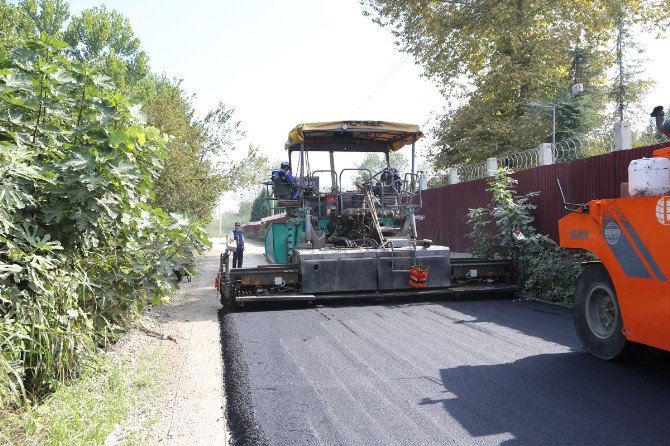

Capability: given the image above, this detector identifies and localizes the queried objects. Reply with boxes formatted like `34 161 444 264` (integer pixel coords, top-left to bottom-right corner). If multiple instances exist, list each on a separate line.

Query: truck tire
574 264 628 360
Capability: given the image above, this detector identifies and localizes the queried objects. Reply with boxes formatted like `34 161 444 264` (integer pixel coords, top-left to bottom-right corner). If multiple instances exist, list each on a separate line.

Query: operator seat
271 177 292 200
270 169 293 200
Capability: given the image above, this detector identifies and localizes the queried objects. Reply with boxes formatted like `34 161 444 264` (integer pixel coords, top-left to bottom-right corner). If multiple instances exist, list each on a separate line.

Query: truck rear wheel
574 264 628 360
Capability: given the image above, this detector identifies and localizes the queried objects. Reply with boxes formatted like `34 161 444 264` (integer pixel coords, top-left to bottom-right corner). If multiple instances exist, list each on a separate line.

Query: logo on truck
657 196 670 226
604 221 621 245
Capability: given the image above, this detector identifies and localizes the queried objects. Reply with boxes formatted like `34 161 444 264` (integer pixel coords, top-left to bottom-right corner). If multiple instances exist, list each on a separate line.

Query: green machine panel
265 220 305 264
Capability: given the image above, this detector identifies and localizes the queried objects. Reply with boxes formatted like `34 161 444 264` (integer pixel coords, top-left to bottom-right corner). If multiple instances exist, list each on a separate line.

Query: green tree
63 5 149 91
250 189 270 222
142 76 267 223
0 1 148 93
1 1 266 226
18 0 69 36
1 0 69 54
362 0 669 167
608 1 652 122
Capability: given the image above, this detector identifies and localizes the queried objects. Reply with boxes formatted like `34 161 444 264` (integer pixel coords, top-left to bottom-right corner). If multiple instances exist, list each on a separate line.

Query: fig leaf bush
0 36 208 406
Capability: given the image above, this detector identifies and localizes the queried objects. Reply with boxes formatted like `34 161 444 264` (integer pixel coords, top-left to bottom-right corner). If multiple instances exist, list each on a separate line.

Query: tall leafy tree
18 0 69 36
362 0 669 167
141 76 267 222
0 1 266 224
608 0 652 122
250 189 270 222
0 0 68 53
63 5 149 90
560 45 609 139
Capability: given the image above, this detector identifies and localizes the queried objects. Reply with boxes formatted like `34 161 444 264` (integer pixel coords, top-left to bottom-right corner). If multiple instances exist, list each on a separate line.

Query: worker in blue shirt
271 161 300 199
232 222 245 268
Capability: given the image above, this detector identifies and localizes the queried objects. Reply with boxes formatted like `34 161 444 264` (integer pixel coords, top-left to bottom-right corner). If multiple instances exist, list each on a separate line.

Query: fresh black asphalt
219 297 670 446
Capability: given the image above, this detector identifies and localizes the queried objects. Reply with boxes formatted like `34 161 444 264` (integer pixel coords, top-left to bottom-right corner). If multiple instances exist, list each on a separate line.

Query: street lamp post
527 102 557 151
218 195 222 237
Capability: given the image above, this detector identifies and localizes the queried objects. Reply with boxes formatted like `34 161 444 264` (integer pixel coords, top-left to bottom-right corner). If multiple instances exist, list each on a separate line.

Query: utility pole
527 102 558 152
218 195 222 237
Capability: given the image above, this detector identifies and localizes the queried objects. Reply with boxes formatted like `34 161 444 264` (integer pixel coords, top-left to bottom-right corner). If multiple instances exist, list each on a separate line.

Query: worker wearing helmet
271 161 300 199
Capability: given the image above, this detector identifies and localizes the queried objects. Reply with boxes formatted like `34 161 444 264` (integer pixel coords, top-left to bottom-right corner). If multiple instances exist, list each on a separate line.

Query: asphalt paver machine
217 121 516 309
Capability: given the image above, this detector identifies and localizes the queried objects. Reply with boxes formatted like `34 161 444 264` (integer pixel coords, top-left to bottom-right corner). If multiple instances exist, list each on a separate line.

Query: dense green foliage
362 0 670 167
468 169 583 303
250 189 270 222
141 78 268 223
0 0 267 224
63 4 149 93
0 36 208 406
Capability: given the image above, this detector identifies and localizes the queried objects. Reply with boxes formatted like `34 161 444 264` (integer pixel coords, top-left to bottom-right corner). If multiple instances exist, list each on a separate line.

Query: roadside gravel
105 237 229 445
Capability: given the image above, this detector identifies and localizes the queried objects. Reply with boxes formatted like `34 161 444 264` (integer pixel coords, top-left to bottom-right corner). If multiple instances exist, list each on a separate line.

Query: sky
64 0 669 212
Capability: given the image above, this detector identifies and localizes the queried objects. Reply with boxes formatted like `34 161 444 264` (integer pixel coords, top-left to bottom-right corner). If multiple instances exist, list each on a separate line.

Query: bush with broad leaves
0 36 209 406
467 168 584 305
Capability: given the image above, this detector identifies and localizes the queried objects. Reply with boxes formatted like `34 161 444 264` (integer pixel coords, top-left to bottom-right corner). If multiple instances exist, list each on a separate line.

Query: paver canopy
285 121 423 152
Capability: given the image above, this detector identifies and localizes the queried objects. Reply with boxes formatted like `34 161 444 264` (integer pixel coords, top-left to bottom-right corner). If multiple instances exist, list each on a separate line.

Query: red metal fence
417 142 670 253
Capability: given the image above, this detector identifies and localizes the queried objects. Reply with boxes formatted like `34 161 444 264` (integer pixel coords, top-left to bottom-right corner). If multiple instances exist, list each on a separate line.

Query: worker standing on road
232 222 245 268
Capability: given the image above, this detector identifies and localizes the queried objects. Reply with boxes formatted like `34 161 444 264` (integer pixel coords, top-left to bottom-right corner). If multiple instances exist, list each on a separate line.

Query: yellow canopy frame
285 121 423 152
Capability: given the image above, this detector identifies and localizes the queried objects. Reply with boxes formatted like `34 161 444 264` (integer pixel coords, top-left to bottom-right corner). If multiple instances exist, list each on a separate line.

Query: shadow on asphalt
421 351 670 445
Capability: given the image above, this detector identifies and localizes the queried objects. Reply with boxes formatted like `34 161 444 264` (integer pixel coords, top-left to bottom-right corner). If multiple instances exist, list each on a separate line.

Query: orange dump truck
559 147 670 359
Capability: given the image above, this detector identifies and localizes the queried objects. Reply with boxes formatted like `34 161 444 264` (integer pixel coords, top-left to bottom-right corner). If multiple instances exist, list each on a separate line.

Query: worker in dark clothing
380 167 402 190
232 222 245 268
651 106 670 137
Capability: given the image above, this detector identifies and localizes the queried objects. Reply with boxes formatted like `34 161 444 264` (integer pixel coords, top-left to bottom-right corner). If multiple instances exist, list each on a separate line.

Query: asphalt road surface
220 242 670 446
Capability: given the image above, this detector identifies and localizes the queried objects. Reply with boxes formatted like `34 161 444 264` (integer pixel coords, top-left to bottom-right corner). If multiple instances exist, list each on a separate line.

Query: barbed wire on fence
497 147 540 171
435 131 616 185
457 160 487 182
554 134 614 163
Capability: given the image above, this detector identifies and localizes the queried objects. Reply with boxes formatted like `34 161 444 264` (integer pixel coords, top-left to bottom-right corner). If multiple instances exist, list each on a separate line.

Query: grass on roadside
0 347 163 446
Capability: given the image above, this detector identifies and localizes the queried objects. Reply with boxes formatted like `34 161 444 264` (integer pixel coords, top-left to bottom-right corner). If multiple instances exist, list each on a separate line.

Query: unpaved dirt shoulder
146 237 228 445
107 237 229 445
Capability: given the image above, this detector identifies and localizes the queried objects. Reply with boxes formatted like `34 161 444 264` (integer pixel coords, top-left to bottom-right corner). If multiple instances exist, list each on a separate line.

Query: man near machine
271 161 300 199
232 222 245 268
